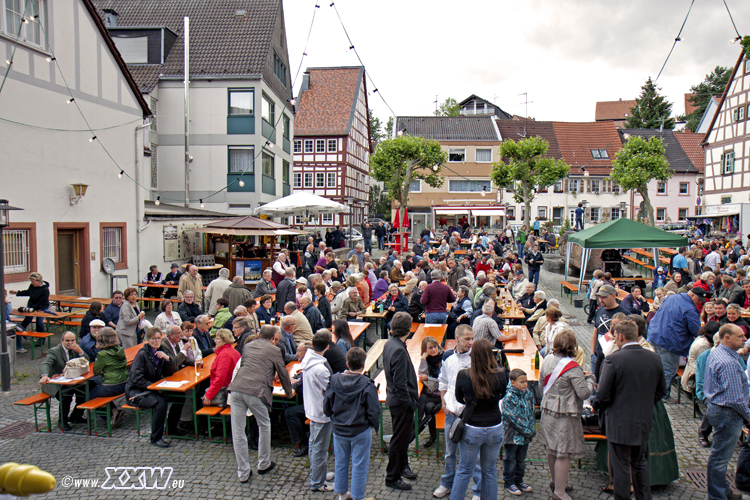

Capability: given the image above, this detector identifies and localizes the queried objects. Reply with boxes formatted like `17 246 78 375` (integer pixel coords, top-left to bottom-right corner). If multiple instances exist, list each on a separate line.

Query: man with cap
80 318 105 360
162 263 182 299
647 287 706 402
590 285 628 378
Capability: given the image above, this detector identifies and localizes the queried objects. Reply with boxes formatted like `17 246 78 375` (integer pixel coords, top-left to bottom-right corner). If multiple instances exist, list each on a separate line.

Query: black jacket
125 344 176 399
16 281 50 310
375 225 387 237
177 301 201 322
409 291 425 321
162 271 182 285
524 251 544 272
324 341 348 373
192 327 215 357
324 371 380 437
361 223 373 239
383 336 419 409
317 296 332 329
303 303 325 334
594 344 667 446
276 278 296 310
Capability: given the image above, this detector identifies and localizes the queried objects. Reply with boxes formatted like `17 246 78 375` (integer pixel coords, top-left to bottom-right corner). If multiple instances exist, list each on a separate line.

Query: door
57 230 80 295
410 214 426 243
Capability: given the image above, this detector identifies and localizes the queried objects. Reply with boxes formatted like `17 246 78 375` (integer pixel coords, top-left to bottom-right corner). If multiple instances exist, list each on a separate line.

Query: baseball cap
515 269 524 275
171 263 179 268
596 285 617 297
690 287 710 302
89 319 105 327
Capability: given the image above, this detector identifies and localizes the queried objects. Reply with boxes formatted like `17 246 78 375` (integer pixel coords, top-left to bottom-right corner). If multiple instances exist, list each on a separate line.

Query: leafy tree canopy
368 109 386 144
434 97 460 117
679 66 730 132
625 77 675 130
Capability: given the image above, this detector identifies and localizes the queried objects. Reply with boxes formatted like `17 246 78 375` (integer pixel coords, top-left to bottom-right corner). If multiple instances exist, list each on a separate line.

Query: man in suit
39 331 89 430
192 315 215 357
252 269 277 299
160 325 195 435
383 312 419 491
595 319 667 500
276 267 297 311
162 263 182 299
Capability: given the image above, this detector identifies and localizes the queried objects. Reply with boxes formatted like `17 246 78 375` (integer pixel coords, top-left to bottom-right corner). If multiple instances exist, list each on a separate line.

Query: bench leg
105 403 112 437
135 409 141 436
222 414 228 444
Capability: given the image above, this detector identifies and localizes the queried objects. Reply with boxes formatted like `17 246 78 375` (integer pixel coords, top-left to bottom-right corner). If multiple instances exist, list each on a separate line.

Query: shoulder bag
448 398 478 444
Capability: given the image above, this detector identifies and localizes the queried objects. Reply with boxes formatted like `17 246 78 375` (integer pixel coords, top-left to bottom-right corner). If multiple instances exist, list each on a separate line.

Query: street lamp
619 201 627 218
0 199 23 392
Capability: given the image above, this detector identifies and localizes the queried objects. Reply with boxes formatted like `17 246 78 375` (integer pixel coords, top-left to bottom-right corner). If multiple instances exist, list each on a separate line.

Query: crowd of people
9 220 750 500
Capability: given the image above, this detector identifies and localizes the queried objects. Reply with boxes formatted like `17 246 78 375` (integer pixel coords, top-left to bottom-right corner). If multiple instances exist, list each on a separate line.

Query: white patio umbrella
253 192 349 217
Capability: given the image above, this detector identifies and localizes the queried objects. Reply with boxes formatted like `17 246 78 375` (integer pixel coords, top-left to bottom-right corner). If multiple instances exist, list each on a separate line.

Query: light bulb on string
67 98 74 104
89 136 97 142
238 179 245 187
432 164 439 172
5 59 11 66
155 196 161 206
200 199 205 208
481 186 487 196
118 170 123 178
45 56 55 62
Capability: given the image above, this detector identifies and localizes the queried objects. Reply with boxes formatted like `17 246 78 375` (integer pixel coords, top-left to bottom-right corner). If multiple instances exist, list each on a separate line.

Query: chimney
103 8 118 27
301 72 310 92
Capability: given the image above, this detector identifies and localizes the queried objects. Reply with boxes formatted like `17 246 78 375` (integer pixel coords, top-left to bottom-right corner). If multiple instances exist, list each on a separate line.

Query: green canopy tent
564 218 689 297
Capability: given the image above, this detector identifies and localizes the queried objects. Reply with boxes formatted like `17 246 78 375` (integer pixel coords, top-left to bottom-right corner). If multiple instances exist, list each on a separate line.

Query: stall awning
435 208 470 215
470 208 505 216
687 211 739 219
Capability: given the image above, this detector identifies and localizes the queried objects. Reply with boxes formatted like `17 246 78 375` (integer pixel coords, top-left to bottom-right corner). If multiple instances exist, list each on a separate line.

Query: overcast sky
283 0 749 127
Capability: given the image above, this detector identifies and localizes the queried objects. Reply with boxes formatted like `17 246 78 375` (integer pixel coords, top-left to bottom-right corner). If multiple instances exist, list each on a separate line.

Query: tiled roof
673 131 705 173
551 121 621 176
295 67 365 136
495 120 561 159
395 116 499 141
618 129 699 174
595 99 637 121
90 0 289 98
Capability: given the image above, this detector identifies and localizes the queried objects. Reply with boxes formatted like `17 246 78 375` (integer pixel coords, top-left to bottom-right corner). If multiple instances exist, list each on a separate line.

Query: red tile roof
673 131 705 173
595 99 637 121
295 67 365 136
551 121 622 176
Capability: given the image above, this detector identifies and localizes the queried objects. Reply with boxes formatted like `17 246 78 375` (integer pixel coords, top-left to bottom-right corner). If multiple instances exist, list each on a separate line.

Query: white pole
183 16 190 207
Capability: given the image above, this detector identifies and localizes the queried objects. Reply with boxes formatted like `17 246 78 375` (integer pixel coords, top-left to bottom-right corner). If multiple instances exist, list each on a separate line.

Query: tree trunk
639 185 656 227
399 159 416 210
522 180 531 230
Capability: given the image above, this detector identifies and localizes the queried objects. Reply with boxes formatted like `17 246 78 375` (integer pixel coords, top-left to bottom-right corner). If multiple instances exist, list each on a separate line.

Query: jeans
378 236 385 250
654 344 680 399
231 392 271 478
517 243 525 256
425 312 448 324
364 238 372 254
334 428 372 500
88 382 125 402
575 218 583 230
706 403 745 500
440 413 481 495
503 443 529 488
309 421 332 489
449 422 503 500
528 269 540 287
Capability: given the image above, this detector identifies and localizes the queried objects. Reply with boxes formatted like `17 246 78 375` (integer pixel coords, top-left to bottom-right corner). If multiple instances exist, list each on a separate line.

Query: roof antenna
518 92 533 138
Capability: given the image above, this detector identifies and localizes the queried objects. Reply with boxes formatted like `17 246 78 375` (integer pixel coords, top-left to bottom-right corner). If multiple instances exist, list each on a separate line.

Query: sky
283 0 750 127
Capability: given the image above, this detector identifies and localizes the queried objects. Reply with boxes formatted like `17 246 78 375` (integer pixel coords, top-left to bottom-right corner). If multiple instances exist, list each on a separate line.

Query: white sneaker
326 472 335 481
472 496 481 500
433 485 451 498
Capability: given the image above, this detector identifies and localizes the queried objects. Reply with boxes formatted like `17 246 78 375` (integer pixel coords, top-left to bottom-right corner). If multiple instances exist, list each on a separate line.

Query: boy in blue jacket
502 368 536 496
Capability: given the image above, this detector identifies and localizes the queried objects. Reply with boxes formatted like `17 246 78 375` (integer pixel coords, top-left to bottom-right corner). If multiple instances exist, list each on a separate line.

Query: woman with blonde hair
542 307 565 355
417 337 443 448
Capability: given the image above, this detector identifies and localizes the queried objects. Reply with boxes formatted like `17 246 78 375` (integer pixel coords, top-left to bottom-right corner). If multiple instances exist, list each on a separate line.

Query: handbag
208 388 228 407
62 357 89 378
448 398 478 444
423 379 439 395
737 432 750 492
581 406 602 434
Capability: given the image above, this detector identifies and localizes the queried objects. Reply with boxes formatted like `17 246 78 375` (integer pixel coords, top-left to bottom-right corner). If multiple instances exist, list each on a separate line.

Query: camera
18 307 34 313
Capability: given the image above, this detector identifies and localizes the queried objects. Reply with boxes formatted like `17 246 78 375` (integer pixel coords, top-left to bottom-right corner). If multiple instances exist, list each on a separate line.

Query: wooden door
56 230 80 295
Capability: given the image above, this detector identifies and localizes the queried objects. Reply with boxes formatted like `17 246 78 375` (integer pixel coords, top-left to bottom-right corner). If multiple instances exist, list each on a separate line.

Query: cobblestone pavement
0 251 735 499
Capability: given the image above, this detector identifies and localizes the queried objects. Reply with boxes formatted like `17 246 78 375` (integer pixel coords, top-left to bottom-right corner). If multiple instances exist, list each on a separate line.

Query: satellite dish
102 258 116 275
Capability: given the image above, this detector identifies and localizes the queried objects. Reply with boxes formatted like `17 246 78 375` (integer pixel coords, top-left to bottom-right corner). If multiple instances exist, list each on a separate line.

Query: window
734 106 745 122
322 213 333 225
656 181 666 194
695 206 703 216
316 173 325 187
554 180 563 193
316 140 325 153
678 208 688 221
328 139 337 152
3 223 36 281
229 89 254 115
448 179 491 192
722 151 735 175
100 223 128 270
282 161 290 185
679 182 688 195
262 152 274 178
150 145 157 188
722 196 732 204
506 207 515 219
449 148 465 162
283 115 290 139
327 172 336 187
228 147 254 174
538 207 547 219
612 182 620 194
569 179 579 193
261 94 274 124
746 59 750 74
294 216 303 225
590 149 609 159
589 207 600 223
656 208 666 222
304 172 313 187
611 207 621 220
273 52 287 86
293 140 302 153
590 179 601 193
409 180 421 192
4 0 41 46
475 148 492 162
304 140 313 153
293 172 302 188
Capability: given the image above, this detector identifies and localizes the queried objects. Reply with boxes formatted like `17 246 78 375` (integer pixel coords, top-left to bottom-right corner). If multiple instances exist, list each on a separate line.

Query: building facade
292 67 372 228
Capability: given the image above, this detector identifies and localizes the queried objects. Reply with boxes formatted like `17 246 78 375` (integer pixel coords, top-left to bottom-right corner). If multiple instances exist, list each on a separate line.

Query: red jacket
476 262 491 275
205 343 241 401
693 279 711 293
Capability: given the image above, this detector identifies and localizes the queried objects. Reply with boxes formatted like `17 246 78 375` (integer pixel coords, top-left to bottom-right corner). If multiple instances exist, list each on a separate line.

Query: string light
45 56 55 62
89 136 97 142
265 140 274 149
288 97 296 106
432 164 439 172
118 170 123 178
5 60 11 66
238 179 245 187
349 45 354 50
200 199 205 208
67 98 74 104
481 186 487 196
22 17 29 24
155 196 160 206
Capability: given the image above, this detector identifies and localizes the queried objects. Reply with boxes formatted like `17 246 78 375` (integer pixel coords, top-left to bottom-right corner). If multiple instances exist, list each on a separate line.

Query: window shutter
585 207 590 223
563 179 568 192
603 207 611 220
586 179 592 193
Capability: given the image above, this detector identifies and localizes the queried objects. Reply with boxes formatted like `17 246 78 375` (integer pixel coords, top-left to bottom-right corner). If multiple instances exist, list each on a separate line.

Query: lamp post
0 199 23 392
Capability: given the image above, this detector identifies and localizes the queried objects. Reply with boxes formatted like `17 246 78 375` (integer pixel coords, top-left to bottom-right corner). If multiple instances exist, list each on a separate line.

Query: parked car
659 223 689 236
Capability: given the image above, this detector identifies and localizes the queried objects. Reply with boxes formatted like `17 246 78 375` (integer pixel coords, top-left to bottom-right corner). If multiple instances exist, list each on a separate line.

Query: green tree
491 137 570 230
370 135 447 210
609 135 671 227
368 108 385 144
384 116 394 140
625 77 675 130
368 185 389 218
434 97 460 117
678 66 731 132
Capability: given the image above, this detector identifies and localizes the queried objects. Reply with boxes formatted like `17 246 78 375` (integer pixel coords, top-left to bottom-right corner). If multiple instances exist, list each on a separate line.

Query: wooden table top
12 309 75 319
48 343 143 386
503 326 539 381
349 321 369 342
135 282 208 291
358 306 388 319
148 352 217 392
50 295 112 306
181 264 223 271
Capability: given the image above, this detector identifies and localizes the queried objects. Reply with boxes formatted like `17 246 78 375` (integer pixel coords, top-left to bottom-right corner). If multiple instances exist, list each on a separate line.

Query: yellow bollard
0 462 56 497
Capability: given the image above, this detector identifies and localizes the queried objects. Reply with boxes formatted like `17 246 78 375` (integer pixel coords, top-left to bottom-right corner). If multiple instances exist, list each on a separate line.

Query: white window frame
656 181 666 194
316 172 325 188
322 213 333 225
475 148 492 163
538 207 547 219
589 207 600 223
590 149 608 159
304 172 313 188
327 172 336 187
722 151 735 175
506 207 515 219
327 139 337 152
293 140 302 153
3 0 42 47
679 182 688 195
3 228 30 274
610 207 621 220
316 139 325 153
448 148 466 163
590 179 601 193
448 179 491 193
102 227 123 263
678 208 688 221
409 179 422 193
569 179 579 193
656 208 666 222
304 140 313 153
293 172 302 188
